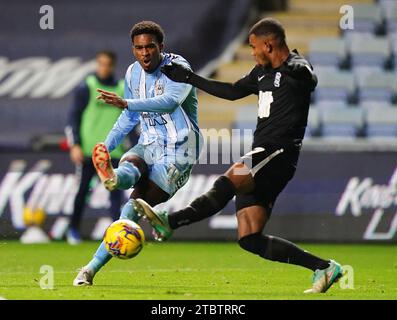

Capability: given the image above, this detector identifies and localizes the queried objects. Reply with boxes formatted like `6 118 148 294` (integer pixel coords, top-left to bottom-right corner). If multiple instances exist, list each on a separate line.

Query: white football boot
73 266 95 286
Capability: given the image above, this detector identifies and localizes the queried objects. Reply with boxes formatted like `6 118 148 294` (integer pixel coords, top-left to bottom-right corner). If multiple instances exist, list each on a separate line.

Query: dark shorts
235 142 301 215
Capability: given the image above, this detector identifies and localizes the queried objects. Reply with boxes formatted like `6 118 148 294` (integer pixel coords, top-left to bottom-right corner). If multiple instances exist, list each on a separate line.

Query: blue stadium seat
346 4 383 34
390 32 397 69
380 0 397 11
347 35 391 69
366 106 397 138
233 105 257 132
320 106 364 138
305 107 320 137
380 0 397 33
385 8 397 33
308 38 346 67
314 68 356 103
355 69 397 103
315 101 351 109
360 101 396 110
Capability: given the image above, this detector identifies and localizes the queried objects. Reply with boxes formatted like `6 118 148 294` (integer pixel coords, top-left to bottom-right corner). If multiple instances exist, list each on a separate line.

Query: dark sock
168 175 236 229
239 233 330 271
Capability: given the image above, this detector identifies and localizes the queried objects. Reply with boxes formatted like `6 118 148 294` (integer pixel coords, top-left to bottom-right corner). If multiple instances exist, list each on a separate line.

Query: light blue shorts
120 139 200 197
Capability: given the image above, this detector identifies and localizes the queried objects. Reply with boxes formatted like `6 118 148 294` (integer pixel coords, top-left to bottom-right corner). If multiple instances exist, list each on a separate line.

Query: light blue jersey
105 53 201 154
104 53 202 196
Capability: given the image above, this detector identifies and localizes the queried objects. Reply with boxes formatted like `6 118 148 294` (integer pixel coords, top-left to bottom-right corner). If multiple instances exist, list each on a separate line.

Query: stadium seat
308 38 346 67
380 0 397 33
347 35 391 69
385 8 397 33
315 101 351 109
232 105 257 132
312 65 339 74
313 69 356 103
345 4 383 34
233 121 256 132
320 106 364 138
380 0 397 11
355 69 397 103
389 32 397 69
305 107 320 137
360 101 396 111
366 106 397 138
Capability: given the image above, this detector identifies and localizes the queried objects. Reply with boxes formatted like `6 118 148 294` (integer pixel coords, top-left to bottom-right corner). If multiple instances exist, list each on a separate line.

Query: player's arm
65 82 89 164
96 78 192 114
103 76 140 152
123 59 195 112
125 78 192 113
161 62 258 100
104 110 139 152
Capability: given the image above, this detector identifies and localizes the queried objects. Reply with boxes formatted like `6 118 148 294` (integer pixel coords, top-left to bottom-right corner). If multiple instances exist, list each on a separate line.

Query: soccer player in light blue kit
74 21 202 286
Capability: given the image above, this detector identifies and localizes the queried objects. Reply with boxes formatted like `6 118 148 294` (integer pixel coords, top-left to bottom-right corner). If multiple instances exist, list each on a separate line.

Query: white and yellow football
103 219 145 259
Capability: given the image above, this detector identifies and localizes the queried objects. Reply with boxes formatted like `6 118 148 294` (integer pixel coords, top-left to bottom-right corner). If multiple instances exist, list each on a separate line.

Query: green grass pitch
0 241 396 300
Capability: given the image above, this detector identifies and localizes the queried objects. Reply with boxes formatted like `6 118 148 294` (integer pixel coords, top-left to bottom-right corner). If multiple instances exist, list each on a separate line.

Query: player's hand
161 62 192 83
70 144 84 165
96 89 128 109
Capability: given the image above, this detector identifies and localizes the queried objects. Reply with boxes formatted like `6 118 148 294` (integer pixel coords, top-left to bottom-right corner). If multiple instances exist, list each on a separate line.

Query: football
103 219 145 259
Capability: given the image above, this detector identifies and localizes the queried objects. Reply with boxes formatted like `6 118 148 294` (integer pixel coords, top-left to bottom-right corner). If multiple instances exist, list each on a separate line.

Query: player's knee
119 155 148 177
225 163 254 194
120 154 138 165
238 232 263 255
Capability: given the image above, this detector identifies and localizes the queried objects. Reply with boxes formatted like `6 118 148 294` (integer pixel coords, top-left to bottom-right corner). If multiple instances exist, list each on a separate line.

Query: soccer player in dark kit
133 18 344 293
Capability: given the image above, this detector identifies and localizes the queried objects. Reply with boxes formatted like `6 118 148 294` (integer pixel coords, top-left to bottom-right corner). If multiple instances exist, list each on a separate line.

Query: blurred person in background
65 51 125 245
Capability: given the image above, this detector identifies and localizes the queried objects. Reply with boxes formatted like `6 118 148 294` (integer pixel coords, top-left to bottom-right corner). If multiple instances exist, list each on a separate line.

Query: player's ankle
85 261 99 275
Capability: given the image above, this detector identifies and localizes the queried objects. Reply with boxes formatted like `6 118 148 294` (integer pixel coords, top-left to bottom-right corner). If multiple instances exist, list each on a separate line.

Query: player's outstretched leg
73 199 140 286
92 143 141 191
238 232 343 293
133 175 236 241
236 206 343 293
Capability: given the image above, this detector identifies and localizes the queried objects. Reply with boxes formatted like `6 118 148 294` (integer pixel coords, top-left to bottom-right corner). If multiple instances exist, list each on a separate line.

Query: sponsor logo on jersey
274 72 281 87
155 82 165 96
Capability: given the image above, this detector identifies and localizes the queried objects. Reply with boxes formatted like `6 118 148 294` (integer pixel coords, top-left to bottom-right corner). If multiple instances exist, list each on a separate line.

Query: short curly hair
249 18 286 46
130 21 165 44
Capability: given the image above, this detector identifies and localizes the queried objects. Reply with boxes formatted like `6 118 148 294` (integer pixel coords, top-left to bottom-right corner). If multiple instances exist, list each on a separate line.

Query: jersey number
258 91 273 118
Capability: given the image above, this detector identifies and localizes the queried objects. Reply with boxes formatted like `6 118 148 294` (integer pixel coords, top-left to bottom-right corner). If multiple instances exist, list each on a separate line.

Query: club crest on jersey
274 72 281 87
155 82 165 96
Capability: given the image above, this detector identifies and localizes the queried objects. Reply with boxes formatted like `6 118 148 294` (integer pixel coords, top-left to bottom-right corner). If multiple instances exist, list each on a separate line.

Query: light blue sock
115 161 141 190
86 241 111 274
86 200 140 274
119 199 140 222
